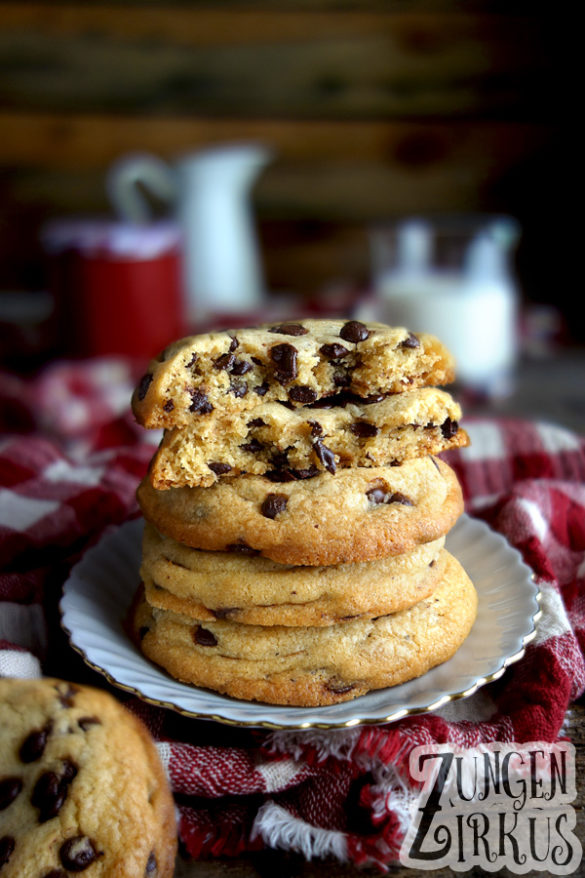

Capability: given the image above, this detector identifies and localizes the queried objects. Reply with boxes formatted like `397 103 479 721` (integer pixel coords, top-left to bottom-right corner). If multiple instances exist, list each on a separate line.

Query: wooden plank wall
0 2 564 318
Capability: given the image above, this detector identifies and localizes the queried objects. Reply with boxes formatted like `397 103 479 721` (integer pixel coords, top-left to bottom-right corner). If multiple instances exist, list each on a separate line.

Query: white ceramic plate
60 515 541 729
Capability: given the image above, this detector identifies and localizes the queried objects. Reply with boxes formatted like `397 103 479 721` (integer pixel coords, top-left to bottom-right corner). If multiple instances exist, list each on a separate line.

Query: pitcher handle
106 153 177 223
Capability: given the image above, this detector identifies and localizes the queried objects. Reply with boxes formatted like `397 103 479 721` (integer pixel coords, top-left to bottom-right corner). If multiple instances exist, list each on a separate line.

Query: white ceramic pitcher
106 143 272 321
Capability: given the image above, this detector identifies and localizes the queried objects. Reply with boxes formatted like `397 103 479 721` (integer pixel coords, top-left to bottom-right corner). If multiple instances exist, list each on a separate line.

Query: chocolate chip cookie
130 551 478 706
141 521 447 626
132 319 455 430
0 677 176 877
148 386 469 489
137 456 463 566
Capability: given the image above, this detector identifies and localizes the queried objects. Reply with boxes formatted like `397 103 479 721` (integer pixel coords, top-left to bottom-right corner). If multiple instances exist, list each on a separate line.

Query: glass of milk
370 216 520 398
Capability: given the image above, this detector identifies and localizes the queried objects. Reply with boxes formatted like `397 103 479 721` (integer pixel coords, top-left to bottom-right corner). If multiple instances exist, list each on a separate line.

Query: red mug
42 219 186 362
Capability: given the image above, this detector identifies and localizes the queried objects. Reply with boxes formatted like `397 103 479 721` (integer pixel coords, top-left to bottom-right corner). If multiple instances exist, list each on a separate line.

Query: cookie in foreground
129 551 478 707
132 319 455 430
137 456 464 566
0 676 176 877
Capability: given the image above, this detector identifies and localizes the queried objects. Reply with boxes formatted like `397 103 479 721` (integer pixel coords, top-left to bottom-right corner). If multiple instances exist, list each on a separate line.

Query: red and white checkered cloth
1 360 585 870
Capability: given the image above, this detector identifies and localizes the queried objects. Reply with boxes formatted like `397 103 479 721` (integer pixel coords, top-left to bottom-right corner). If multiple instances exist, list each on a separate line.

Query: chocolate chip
269 343 298 384
163 399 174 412
207 461 232 475
42 870 68 878
308 420 323 437
366 486 389 504
78 717 101 731
295 465 320 480
265 465 319 482
399 332 420 349
288 385 317 404
270 449 290 469
137 373 153 401
350 421 379 438
326 680 356 695
240 438 263 453
339 321 370 343
230 382 248 398
313 439 336 474
247 417 266 428
251 356 263 365
265 468 293 482
189 389 213 414
59 836 102 872
56 683 79 707
225 541 259 555
319 343 349 360
212 607 239 620
31 771 66 823
32 761 77 823
19 723 51 763
214 352 235 370
231 359 252 375
145 851 158 875
261 493 288 519
366 487 414 506
430 456 440 470
362 393 385 405
228 336 239 352
441 418 459 439
0 836 15 867
60 760 78 784
268 322 308 336
306 394 343 409
193 626 218 647
333 370 351 387
186 352 198 368
0 777 22 811
253 382 269 396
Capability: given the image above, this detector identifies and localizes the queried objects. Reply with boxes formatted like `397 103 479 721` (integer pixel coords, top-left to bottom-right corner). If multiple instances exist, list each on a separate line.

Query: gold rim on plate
59 516 542 730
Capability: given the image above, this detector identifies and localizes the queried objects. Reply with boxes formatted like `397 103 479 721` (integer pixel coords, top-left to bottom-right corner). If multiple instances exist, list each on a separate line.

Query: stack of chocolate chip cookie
129 319 477 706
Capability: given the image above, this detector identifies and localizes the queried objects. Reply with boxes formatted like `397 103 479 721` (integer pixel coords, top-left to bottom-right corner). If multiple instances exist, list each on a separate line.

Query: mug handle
106 153 177 223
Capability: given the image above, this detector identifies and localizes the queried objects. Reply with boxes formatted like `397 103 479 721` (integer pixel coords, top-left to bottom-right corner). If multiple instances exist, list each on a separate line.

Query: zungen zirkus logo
400 741 582 874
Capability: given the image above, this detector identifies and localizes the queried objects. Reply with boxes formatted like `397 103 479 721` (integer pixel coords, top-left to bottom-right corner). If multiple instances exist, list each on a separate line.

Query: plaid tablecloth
1 358 585 870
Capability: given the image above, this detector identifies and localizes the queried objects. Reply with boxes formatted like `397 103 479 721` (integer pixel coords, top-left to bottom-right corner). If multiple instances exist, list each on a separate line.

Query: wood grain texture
0 5 552 118
0 110 550 226
0 3 560 304
0 111 550 169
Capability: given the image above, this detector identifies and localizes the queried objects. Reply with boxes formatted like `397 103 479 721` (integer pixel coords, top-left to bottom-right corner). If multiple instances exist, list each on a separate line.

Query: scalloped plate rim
59 515 541 729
